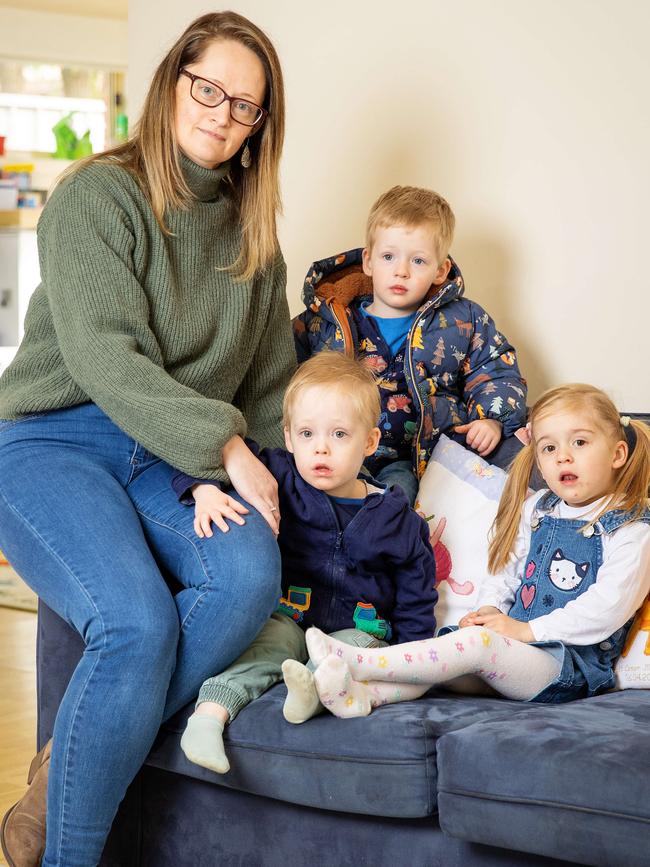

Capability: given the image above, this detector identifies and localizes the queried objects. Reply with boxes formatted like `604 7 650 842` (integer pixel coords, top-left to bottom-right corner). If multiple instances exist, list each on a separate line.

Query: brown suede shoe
1 739 51 867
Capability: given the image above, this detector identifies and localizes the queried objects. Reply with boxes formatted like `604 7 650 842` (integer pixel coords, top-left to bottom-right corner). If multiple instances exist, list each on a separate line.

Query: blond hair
60 11 284 281
283 352 380 431
365 185 455 262
489 383 650 574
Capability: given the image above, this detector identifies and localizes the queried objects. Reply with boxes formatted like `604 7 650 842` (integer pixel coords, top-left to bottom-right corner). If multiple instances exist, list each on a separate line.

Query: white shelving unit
0 225 39 372
0 156 70 376
0 346 18 377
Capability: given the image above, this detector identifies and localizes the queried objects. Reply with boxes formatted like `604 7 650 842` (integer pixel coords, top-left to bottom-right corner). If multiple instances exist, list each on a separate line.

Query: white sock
313 656 374 718
313 656 431 718
305 626 332 667
282 659 323 724
180 714 230 774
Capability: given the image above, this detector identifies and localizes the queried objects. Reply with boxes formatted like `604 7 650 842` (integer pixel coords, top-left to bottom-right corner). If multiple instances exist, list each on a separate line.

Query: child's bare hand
192 484 250 537
459 605 501 628
469 609 534 643
453 419 502 456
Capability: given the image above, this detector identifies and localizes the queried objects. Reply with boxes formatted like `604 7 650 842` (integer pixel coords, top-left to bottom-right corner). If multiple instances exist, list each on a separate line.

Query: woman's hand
192 484 249 537
463 607 534 643
221 435 280 534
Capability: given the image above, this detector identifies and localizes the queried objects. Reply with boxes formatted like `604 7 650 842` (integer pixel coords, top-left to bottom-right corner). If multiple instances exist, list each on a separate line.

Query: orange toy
621 595 650 658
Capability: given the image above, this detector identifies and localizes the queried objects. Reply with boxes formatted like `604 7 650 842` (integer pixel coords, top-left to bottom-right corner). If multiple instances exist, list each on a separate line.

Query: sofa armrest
36 600 84 749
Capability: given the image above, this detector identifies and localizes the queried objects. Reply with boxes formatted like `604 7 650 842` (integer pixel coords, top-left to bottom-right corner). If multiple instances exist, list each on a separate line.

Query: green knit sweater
0 156 297 481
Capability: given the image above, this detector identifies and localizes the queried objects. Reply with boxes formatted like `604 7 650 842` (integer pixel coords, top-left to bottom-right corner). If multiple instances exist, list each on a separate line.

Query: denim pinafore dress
508 491 650 703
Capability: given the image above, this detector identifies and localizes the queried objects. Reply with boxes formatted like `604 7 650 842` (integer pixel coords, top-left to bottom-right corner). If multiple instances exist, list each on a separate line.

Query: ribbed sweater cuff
196 682 250 722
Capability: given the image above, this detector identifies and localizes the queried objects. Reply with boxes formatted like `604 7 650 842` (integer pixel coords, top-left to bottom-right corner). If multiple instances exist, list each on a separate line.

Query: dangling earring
240 142 251 168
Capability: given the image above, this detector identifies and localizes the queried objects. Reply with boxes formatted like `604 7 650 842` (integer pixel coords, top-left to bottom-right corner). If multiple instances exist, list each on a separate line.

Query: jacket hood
301 247 465 314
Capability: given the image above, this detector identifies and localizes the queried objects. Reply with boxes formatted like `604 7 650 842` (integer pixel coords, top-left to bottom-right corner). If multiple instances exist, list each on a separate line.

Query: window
0 60 126 155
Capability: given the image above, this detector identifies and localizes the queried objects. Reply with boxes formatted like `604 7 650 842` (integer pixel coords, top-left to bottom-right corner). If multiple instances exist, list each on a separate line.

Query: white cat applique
548 548 589 592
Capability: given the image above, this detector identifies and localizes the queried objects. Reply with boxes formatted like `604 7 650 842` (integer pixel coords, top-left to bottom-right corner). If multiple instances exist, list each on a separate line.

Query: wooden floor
0 607 38 867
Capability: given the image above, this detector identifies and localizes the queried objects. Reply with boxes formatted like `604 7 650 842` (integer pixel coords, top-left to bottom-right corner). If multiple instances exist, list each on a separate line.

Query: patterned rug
0 551 37 612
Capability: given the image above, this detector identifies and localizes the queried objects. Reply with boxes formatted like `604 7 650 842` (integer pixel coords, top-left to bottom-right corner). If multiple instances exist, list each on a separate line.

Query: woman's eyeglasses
179 68 267 127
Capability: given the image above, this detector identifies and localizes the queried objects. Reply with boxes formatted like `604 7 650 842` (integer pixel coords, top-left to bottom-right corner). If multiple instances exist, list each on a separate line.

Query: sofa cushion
149 683 532 819
436 689 650 867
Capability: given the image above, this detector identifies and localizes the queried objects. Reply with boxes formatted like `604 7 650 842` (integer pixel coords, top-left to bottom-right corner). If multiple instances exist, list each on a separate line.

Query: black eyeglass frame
179 68 268 127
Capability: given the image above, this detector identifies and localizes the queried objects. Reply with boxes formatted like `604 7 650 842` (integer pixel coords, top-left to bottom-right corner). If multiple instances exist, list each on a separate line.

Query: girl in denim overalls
287 384 650 718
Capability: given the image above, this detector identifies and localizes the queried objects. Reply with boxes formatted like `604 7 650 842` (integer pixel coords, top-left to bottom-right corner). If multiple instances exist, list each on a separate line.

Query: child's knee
456 625 500 660
462 624 493 641
328 628 386 650
264 612 307 658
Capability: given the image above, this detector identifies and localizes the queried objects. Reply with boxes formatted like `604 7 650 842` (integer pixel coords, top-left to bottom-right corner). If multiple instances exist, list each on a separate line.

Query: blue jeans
0 403 281 867
371 459 418 505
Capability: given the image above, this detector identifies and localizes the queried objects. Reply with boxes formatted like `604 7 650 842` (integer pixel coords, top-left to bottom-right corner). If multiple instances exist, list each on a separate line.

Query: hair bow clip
620 415 631 427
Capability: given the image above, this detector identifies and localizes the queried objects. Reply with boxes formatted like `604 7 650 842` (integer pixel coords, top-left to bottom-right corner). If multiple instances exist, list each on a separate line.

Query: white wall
129 0 650 409
0 5 127 67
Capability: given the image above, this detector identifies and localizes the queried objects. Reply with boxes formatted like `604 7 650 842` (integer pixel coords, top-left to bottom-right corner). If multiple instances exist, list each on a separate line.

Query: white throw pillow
415 435 508 633
614 596 650 689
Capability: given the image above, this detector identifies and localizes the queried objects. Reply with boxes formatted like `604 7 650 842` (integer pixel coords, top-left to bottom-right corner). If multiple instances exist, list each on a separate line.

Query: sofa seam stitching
439 788 650 823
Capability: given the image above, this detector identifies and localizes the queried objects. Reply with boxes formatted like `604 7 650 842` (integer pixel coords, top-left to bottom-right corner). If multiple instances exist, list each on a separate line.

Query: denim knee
371 460 418 506
248 556 282 623
215 527 282 622
86 595 179 675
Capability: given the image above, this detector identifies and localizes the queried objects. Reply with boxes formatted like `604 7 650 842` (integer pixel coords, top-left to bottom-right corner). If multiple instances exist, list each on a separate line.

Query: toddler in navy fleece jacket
175 352 436 774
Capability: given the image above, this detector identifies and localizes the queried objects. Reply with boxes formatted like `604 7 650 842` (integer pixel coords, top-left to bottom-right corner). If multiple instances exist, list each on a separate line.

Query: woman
0 11 295 867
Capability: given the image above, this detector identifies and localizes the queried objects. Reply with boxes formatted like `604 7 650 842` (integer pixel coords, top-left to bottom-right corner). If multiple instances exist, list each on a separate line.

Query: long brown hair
61 11 285 280
488 384 650 574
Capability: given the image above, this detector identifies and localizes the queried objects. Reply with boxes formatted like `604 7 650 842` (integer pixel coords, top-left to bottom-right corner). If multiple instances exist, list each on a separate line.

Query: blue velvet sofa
37 598 650 867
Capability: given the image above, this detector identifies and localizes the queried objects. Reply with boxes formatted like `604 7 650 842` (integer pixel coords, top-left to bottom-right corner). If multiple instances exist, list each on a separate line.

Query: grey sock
180 714 230 774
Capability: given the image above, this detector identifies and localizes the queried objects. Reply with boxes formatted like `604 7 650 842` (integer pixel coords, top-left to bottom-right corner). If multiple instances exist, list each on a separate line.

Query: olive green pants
196 612 386 721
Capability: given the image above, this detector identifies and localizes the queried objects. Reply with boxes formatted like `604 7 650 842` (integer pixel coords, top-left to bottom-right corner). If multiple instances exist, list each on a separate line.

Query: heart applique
526 561 536 579
521 584 536 610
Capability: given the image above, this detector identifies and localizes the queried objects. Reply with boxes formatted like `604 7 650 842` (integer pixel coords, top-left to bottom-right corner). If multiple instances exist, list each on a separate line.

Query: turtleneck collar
180 153 231 202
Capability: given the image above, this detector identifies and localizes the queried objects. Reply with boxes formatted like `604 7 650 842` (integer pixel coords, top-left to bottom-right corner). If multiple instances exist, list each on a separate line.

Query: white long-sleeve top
476 491 650 645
